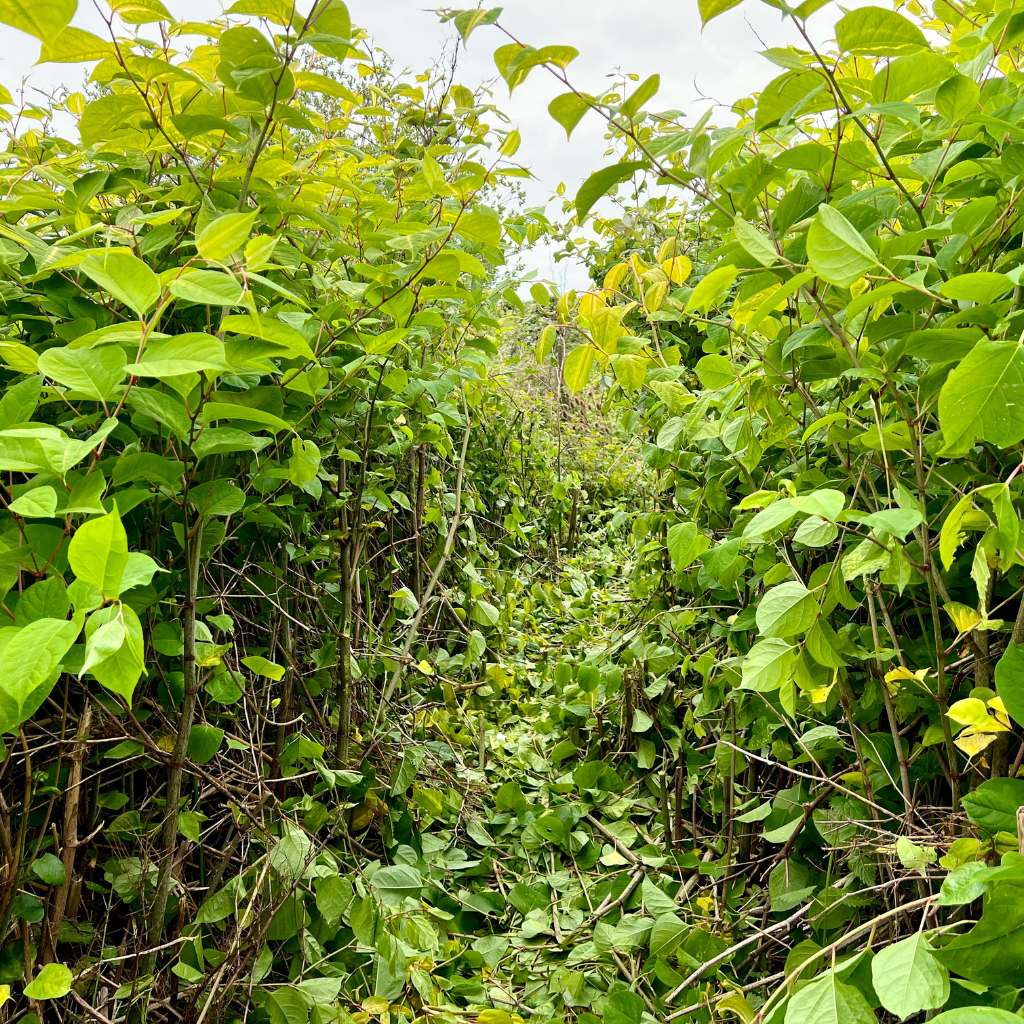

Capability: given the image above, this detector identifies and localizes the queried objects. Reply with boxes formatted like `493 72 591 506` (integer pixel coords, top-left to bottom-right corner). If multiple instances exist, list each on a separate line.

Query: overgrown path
382 514 735 1024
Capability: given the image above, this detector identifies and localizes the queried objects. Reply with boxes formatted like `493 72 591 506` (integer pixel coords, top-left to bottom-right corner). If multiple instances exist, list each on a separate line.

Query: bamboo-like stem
142 517 204 977
372 395 472 730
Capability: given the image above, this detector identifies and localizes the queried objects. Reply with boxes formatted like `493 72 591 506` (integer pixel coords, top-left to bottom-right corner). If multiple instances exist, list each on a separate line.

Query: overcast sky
0 1 858 288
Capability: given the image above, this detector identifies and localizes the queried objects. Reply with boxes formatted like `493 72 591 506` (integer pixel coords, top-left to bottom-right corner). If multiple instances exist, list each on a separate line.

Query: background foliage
5 0 1024 1022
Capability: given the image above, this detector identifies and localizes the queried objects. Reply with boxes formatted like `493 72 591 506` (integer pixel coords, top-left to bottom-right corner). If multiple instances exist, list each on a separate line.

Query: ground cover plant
3 0 1024 1021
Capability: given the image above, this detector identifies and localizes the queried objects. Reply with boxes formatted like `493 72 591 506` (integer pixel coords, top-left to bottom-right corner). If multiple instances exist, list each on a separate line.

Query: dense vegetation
5 0 1024 1021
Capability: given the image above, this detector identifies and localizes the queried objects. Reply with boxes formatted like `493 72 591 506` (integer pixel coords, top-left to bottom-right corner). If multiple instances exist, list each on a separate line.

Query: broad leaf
938 340 1024 455
575 162 646 221
82 604 145 705
38 345 127 401
961 778 1024 834
667 522 708 571
685 265 738 313
756 581 818 638
168 270 244 306
835 6 927 55
742 638 796 691
0 618 80 731
698 0 742 25
128 333 228 378
0 0 74 39
806 204 880 287
995 642 1024 728
23 962 72 1000
196 211 257 262
68 507 129 600
734 216 777 266
563 345 595 394
939 880 1024 985
784 973 876 1024
549 92 591 138
80 251 161 318
870 933 949 1020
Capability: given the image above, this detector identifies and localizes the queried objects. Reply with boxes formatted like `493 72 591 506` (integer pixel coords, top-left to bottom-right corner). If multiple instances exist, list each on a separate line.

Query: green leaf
449 6 502 42
698 0 743 25
648 912 687 957
939 494 973 569
961 778 1024 834
168 269 244 306
315 875 351 925
794 516 837 547
695 353 736 388
938 340 1024 455
932 1011 1024 1023
0 618 79 731
288 438 321 487
996 643 1024 728
221 313 315 360
370 864 423 897
835 6 927 55
80 251 161 318
109 0 171 23
742 638 796 691
756 69 829 130
939 880 1024 986
82 604 145 706
807 204 880 287
667 522 709 571
743 499 797 539
39 26 116 62
119 555 160 593
242 655 285 681
192 428 271 460
0 376 41 429
201 402 292 434
936 73 980 123
938 862 996 906
187 724 224 765
8 485 58 518
622 74 659 118
38 345 127 400
575 162 646 221
684 265 738 313
69 508 129 600
80 617 127 678
756 581 818 638
23 962 72 999
769 859 815 911
783 974 876 1024
0 0 74 39
563 345 595 394
605 988 644 1024
190 480 246 517
734 216 777 266
495 43 578 91
196 211 257 262
14 578 70 628
227 0 296 25
308 0 350 58
611 354 647 391
939 272 1012 305
548 92 591 139
472 599 500 627
32 852 67 886
870 933 949 1020
127 333 227 378
454 207 502 248
896 836 937 872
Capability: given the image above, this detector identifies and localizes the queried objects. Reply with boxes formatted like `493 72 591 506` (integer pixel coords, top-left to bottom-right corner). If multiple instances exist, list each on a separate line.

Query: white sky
0 0 860 288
